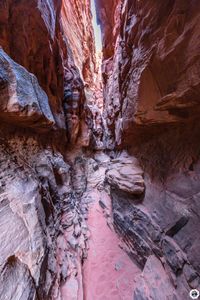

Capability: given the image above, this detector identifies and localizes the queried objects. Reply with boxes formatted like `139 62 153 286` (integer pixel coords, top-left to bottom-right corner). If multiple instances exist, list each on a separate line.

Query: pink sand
83 190 141 300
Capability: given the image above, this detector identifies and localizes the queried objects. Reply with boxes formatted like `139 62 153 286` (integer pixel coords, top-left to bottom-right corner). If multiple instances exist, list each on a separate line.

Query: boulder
106 152 145 195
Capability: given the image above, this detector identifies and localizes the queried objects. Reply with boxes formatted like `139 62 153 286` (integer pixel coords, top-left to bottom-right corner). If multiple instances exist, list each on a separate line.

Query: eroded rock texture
98 0 200 147
0 0 97 145
0 126 74 298
61 0 96 88
106 151 145 195
95 0 120 60
97 0 200 299
0 0 65 132
0 0 96 299
0 48 54 129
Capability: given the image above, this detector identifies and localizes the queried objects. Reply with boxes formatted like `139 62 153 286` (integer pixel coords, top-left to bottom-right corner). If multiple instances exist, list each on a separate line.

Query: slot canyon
0 0 200 299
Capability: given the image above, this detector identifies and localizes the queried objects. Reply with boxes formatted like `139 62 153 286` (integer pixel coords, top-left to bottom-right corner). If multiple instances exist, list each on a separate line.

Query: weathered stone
0 0 66 133
61 0 96 88
98 0 200 147
162 236 186 274
133 255 179 300
106 152 145 195
112 197 162 267
183 264 200 289
0 48 54 129
0 256 36 300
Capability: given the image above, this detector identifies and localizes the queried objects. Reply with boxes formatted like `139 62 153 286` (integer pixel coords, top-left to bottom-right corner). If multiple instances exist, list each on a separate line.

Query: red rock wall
95 0 121 59
0 1 97 298
97 0 200 299
98 0 200 148
1 0 200 299
61 0 96 87
0 0 66 133
0 0 97 144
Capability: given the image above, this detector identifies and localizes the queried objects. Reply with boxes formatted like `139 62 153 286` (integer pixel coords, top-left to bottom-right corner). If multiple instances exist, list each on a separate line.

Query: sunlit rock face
61 0 103 145
61 0 96 88
95 0 121 60
61 0 106 147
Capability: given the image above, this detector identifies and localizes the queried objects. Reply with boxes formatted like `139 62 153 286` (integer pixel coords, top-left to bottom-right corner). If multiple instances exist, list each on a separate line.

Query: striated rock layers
0 0 65 133
0 0 97 145
61 0 96 88
97 0 200 147
0 0 96 299
97 0 200 299
0 132 71 300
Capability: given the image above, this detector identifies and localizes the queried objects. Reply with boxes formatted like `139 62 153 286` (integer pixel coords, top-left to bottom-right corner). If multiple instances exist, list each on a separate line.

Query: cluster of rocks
52 197 90 299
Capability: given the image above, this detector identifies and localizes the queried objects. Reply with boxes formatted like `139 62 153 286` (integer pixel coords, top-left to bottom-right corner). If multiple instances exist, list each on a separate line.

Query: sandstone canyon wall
97 0 200 299
97 0 200 148
61 0 96 88
0 0 200 300
0 0 96 299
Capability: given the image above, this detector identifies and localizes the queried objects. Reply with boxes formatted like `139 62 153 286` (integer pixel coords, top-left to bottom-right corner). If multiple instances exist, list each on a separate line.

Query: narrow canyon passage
58 7 142 297
83 155 142 300
55 150 142 300
0 1 200 300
